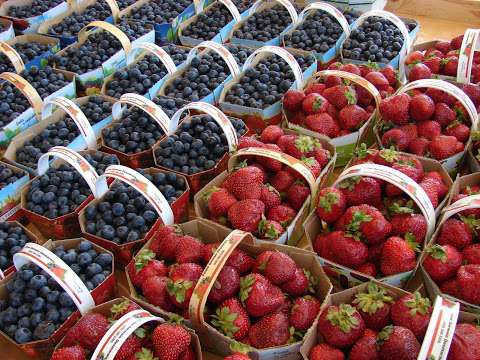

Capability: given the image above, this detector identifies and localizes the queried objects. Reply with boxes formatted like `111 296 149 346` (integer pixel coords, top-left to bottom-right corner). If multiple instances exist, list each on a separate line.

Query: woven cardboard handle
104 0 120 18
126 42 177 75
0 41 24 73
0 72 42 117
219 0 241 22
79 21 131 55
187 40 240 78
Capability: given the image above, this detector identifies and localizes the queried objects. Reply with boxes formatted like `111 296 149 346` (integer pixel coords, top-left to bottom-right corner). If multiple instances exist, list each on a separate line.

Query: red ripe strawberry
302 93 329 114
356 262 377 277
368 243 384 264
390 214 427 244
391 293 432 340
339 176 382 207
302 156 322 178
445 122 470 142
227 248 254 275
463 244 480 265
313 147 331 167
285 135 320 159
317 304 365 348
323 85 357 110
408 137 430 156
202 242 219 264
267 204 296 227
224 352 251 360
442 56 459 76
110 300 140 320
339 63 361 75
305 113 340 138
167 263 203 309
381 128 410 151
458 264 480 304
237 136 264 150
380 236 418 276
440 278 460 298
276 134 296 151
152 323 191 360
208 265 240 305
450 35 464 50
423 55 441 73
426 88 456 105
305 83 326 95
377 325 420 360
417 120 441 140
63 313 109 351
270 170 295 193
283 89 306 112
176 235 205 264
448 323 480 360
289 295 320 331
327 102 339 120
353 282 393 331
365 71 390 91
260 144 283 172
349 329 379 360
355 84 374 107
281 267 311 296
260 184 281 209
211 298 250 340
260 125 284 143
287 181 310 210
226 166 264 200
434 102 456 127
342 205 391 245
316 187 347 223
114 334 143 360
314 232 333 259
260 251 296 285
248 312 290 348
405 51 424 65
239 273 284 317
310 344 345 360
462 83 480 106
437 218 473 250
51 346 86 360
130 249 168 288
252 250 273 273
429 135 461 160
408 63 432 82
325 74 342 88
228 199 265 233
141 275 175 311
435 40 451 54
328 231 368 269
423 244 462 283
338 105 369 131
380 65 397 86
399 124 418 144
359 63 378 76
257 218 284 240
205 187 237 219
410 94 435 121
154 225 183 261
420 178 440 208
425 49 444 59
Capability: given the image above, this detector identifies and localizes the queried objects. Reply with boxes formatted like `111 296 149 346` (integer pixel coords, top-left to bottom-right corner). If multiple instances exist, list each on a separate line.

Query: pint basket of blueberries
153 102 249 193
0 18 14 42
78 164 188 264
19 147 119 239
0 161 29 221
0 239 113 358
5 34 60 70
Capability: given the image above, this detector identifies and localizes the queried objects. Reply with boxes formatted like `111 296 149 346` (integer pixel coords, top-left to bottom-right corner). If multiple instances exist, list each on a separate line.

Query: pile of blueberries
342 16 417 63
162 44 189 66
24 152 119 219
7 0 64 18
116 19 154 42
15 97 113 170
163 51 231 101
117 0 137 10
13 42 55 64
0 54 15 73
152 96 189 118
0 222 32 271
19 66 70 100
80 151 119 176
224 52 315 109
126 0 193 24
48 0 113 36
0 85 31 127
0 163 25 189
154 115 246 175
182 2 234 41
234 0 255 13
53 31 123 75
83 170 187 243
225 44 254 67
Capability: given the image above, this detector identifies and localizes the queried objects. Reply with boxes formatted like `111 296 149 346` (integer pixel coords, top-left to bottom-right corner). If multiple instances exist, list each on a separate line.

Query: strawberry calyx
134 327 147 339
388 200 414 215
326 304 360 333
379 148 399 163
460 215 480 233
354 143 375 160
295 135 320 153
366 60 380 70
318 191 340 212
133 348 158 360
211 305 240 337
203 186 222 202
167 313 185 324
233 160 249 171
239 275 255 304
258 217 281 240
405 233 420 252
342 78 351 86
339 176 361 191
109 299 132 320
230 341 254 354
377 325 393 344
446 119 463 130
303 269 317 294
345 210 373 239
471 130 480 142
344 88 357 105
301 156 316 167
405 292 431 316
352 282 393 315
135 249 156 271
166 279 193 303
289 325 304 343
426 244 447 263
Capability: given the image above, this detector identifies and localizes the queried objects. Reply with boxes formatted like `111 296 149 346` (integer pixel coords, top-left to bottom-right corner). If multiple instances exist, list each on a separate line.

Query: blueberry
45 309 60 322
59 308 73 322
58 292 73 307
94 253 112 268
46 290 60 304
86 263 102 278
14 327 32 344
29 313 43 328
77 252 93 267
78 240 93 253
18 316 31 330
31 297 45 312
33 321 56 340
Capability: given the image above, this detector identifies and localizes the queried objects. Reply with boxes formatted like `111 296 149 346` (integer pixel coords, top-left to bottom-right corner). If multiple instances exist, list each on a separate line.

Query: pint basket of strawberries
375 78 478 175
304 162 437 290
188 229 332 359
303 280 433 360
194 146 321 245
51 297 202 360
282 69 381 166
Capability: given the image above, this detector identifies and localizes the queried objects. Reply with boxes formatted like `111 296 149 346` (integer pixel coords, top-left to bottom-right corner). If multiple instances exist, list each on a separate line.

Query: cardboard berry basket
227 0 298 47
0 161 29 222
37 0 119 48
219 45 315 133
101 43 179 101
304 163 437 290
153 101 248 194
79 164 179 265
194 146 325 246
283 69 381 167
53 21 132 94
0 0 69 33
188 229 332 360
0 242 99 358
157 40 241 105
4 34 60 70
0 17 14 41
99 93 180 168
281 2 351 65
374 79 479 175
443 172 480 207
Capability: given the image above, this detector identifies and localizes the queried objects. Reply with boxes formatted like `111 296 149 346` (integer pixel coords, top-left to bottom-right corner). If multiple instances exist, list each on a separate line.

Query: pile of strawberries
238 124 331 177
51 299 196 360
378 87 471 160
406 34 480 84
204 249 320 349
446 321 480 360
423 185 480 306
309 283 431 360
203 159 312 240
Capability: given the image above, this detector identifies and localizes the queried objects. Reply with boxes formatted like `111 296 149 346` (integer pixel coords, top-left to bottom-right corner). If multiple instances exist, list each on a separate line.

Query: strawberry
391 293 432 340
309 344 344 360
349 329 379 360
424 244 462 283
426 88 456 105
270 170 295 193
380 236 418 276
417 120 441 140
408 63 432 81
457 264 480 304
434 102 456 127
440 278 460 298
462 244 480 265
228 199 265 233
260 184 281 209
167 263 203 309
462 83 480 106
208 265 240 305
248 312 290 349
110 300 140 320
305 113 340 138
205 187 237 219
408 137 430 156
62 313 109 351
325 75 342 88
314 232 333 259
175 235 204 264
302 157 322 178
399 124 418 144
276 134 297 151
316 187 346 223
260 125 284 144
305 83 326 95
285 135 320 159
328 230 368 269
448 323 480 360
281 267 312 296
257 218 284 240
450 35 464 50
287 181 310 210
313 147 331 167
51 346 86 360
405 51 424 65
224 352 251 360
302 93 329 114
142 276 175 311
410 94 435 121
381 128 410 151
377 325 420 360
342 205 391 245
202 242 219 264
237 137 264 150
339 176 381 207
152 323 191 360
259 144 283 172
339 63 361 75
289 295 320 331
115 334 143 360
423 55 441 73
435 40 451 54
419 178 440 208
130 249 168 288
225 167 264 200
227 248 255 275
259 251 296 285
445 122 470 142
352 282 393 331
380 65 397 86
429 135 461 160
442 56 459 76
390 214 427 244
267 204 296 227
425 48 444 58
356 262 377 277
338 104 369 131
153 225 183 261
282 90 306 112
240 273 284 317
252 250 273 273
323 85 357 110
365 71 390 91
211 298 250 340
317 304 365 348
437 218 473 250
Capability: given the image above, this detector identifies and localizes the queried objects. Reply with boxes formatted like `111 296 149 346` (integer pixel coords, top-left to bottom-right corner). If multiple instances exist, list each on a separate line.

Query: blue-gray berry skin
127 0 193 24
8 0 63 18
